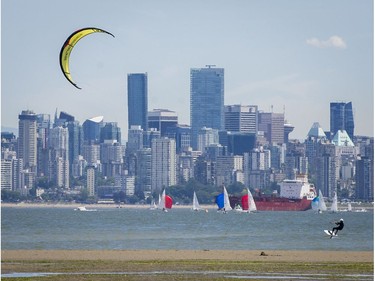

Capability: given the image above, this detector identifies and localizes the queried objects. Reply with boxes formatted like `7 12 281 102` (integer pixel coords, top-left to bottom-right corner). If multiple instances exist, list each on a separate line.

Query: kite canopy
59 27 114 89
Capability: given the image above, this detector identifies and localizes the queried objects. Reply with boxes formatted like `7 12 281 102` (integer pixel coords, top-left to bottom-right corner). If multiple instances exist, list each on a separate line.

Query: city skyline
2 0 373 140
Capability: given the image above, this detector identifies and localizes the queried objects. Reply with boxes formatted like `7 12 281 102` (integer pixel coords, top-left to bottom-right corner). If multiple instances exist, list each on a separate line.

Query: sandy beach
2 249 373 263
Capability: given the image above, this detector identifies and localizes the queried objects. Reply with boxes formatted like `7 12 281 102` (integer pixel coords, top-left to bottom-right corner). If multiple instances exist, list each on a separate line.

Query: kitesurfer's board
324 230 338 237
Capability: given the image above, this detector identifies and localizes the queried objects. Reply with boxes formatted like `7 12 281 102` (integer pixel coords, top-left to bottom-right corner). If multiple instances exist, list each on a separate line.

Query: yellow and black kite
59 27 114 89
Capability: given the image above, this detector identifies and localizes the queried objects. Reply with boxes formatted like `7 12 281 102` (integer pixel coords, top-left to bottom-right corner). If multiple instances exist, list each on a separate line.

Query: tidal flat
2 250 373 281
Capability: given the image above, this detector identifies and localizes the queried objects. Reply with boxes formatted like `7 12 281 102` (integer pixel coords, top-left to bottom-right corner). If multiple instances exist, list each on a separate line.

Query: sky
2 0 374 140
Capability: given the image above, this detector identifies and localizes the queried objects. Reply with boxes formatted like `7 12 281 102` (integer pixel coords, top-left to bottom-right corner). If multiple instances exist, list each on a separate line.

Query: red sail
165 195 173 209
241 194 249 210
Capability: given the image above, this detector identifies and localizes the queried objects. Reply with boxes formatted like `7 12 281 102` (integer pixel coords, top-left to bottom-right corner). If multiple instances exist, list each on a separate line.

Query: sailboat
149 199 157 210
215 186 232 212
330 192 338 213
245 188 257 212
158 189 173 212
223 186 232 212
347 202 352 212
316 189 327 213
192 191 200 211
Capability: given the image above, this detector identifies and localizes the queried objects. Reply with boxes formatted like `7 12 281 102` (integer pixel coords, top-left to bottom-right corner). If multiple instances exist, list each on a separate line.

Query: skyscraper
82 116 104 144
148 109 178 136
224 105 258 134
330 102 355 140
128 73 148 131
258 112 285 145
18 110 37 171
190 66 224 149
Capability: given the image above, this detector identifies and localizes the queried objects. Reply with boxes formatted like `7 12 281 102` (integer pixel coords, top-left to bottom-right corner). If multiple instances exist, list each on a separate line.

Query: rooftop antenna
205 65 216 68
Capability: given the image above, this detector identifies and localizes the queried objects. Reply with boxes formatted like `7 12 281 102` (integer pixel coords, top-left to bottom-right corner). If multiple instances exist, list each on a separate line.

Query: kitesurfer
330 218 344 237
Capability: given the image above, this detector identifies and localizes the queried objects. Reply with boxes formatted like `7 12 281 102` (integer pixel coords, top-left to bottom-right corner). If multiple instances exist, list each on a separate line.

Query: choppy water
1 207 373 251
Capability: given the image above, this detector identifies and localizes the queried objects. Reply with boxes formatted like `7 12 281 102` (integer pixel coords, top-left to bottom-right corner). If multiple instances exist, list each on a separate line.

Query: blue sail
216 193 224 209
311 196 319 211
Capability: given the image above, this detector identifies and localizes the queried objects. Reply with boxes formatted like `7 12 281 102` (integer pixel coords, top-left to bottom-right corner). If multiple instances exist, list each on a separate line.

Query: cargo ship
230 175 316 211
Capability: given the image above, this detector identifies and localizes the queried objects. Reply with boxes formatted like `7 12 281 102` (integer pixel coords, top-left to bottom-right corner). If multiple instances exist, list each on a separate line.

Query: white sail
330 192 338 213
223 186 232 211
247 188 257 212
348 202 352 212
157 190 165 210
318 190 327 211
192 191 200 211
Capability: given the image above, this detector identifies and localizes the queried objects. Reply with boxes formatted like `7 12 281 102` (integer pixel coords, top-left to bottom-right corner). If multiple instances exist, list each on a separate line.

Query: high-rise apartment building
87 167 95 197
151 138 176 193
18 110 37 171
225 105 258 134
330 102 355 140
128 73 148 131
50 126 69 188
190 66 224 149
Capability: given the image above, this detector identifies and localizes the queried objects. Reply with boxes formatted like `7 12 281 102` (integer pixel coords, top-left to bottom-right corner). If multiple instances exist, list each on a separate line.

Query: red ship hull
230 196 312 211
253 197 312 211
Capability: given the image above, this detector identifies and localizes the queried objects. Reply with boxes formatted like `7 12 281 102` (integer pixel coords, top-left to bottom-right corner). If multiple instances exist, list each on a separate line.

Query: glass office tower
127 73 148 131
190 66 224 150
330 102 354 140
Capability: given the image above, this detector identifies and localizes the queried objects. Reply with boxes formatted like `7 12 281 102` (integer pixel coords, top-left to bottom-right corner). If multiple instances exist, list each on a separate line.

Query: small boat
158 189 173 212
74 206 97 212
347 202 352 212
241 188 257 213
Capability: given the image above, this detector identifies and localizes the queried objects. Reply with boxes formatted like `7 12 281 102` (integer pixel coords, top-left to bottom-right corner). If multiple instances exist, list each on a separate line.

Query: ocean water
1 207 373 251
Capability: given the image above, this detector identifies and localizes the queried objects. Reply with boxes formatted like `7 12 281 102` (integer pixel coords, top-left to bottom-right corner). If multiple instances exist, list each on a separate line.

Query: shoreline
1 202 216 209
2 249 373 263
1 202 373 211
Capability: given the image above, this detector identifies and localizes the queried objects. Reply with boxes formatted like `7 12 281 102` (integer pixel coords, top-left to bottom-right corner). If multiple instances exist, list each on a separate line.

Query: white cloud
306 36 347 49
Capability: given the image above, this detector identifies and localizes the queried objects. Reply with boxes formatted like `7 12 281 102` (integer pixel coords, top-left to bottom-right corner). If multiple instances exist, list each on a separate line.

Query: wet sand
2 249 373 263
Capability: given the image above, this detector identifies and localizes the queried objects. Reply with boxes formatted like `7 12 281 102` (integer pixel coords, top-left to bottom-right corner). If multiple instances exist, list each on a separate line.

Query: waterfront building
128 73 148 131
190 66 224 149
87 167 95 197
330 102 355 140
224 105 258 134
151 138 176 193
18 110 37 171
1 159 12 190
